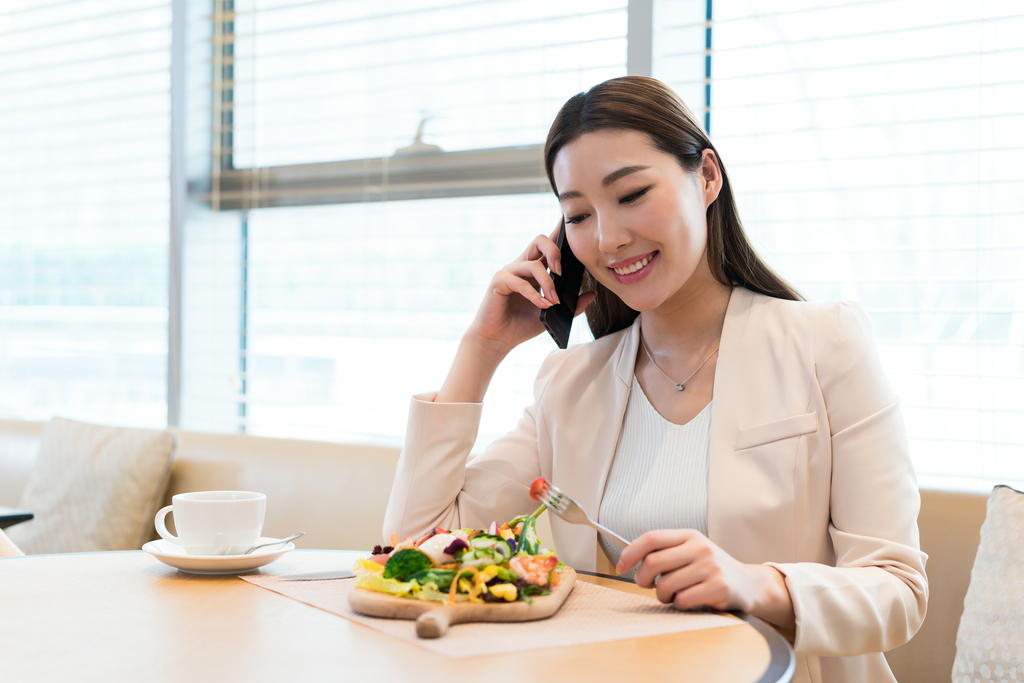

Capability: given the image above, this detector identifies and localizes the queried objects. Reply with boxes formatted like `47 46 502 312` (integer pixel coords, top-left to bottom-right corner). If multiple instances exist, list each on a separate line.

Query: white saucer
142 537 295 575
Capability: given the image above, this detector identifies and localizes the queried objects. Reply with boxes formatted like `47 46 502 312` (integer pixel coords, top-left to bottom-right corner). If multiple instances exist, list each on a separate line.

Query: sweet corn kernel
489 584 518 602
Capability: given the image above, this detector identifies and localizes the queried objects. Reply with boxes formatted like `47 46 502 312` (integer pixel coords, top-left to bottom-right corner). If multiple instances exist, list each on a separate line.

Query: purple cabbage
443 537 469 555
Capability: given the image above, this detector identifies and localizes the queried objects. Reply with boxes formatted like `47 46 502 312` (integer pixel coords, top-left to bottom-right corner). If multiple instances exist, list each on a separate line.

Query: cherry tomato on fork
529 477 551 502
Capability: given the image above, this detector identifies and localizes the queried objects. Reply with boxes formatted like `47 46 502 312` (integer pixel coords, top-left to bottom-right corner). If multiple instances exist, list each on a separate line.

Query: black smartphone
539 219 586 349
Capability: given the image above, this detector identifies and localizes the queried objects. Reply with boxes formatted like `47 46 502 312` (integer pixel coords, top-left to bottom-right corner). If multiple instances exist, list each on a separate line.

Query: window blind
180 0 621 443
653 0 1024 489
186 0 628 211
224 0 627 166
0 0 171 426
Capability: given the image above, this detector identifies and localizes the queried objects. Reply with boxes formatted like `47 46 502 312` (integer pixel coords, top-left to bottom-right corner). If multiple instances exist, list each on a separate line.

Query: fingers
671 578 730 612
616 529 697 576
493 270 557 309
619 530 747 614
520 219 564 275
503 259 559 305
491 269 552 310
648 557 718 605
632 541 706 591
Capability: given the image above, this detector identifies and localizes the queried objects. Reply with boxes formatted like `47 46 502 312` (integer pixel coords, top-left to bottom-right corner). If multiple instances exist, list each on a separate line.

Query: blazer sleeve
767 302 929 657
382 349 564 543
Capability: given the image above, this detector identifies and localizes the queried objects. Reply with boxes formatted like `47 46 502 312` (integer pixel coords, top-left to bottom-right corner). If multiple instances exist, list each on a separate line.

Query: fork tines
538 490 564 512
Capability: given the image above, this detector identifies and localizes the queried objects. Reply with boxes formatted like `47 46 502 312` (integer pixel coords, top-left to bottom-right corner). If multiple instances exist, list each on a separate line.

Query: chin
608 290 665 313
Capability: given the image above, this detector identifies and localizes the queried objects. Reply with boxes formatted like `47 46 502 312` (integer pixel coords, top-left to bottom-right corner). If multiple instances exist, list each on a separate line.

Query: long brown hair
544 76 802 339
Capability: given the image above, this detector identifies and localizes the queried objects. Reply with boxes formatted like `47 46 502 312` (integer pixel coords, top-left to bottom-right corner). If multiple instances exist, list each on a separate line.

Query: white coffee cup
154 491 266 556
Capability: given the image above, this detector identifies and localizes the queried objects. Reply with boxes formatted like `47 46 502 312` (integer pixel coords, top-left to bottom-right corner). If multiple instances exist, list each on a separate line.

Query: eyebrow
557 165 651 201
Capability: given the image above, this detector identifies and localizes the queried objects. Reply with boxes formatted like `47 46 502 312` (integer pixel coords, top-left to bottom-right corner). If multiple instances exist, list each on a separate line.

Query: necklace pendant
675 383 685 391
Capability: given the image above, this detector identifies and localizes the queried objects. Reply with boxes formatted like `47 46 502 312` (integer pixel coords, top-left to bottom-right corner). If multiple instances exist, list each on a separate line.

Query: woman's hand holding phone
435 219 596 404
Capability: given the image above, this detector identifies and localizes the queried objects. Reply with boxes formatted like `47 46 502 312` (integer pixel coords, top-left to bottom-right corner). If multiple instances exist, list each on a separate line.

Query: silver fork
536 483 630 548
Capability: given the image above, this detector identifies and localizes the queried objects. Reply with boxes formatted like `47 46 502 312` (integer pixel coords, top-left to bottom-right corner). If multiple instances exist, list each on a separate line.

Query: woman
383 76 926 683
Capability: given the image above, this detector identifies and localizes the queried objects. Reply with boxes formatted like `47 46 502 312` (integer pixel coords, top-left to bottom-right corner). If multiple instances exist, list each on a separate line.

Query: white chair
0 528 25 557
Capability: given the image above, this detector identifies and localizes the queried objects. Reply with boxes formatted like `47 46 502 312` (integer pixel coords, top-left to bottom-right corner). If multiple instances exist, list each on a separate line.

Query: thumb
574 291 597 317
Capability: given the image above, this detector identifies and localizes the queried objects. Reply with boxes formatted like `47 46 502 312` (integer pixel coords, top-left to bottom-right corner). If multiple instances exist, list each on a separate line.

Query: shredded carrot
390 532 398 547
470 572 491 603
448 567 481 605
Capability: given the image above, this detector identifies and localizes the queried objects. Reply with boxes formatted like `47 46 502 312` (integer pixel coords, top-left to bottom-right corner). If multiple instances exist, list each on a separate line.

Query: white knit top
598 375 712 579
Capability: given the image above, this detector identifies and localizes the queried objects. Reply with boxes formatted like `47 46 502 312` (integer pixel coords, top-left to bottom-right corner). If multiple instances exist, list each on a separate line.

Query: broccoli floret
383 548 433 581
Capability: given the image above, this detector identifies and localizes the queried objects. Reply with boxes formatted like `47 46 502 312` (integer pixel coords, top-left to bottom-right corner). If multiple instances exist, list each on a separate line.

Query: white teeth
613 256 651 276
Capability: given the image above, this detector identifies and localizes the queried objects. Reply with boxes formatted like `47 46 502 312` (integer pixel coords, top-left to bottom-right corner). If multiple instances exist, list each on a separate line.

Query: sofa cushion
7 418 176 554
951 485 1024 682
884 488 989 683
0 419 44 508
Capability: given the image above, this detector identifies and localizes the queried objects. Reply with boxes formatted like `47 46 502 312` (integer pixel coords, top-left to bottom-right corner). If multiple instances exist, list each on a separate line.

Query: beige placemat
240 555 740 658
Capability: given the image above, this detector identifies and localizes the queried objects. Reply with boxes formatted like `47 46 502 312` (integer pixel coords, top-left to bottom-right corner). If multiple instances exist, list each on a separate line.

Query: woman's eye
620 187 651 204
565 214 588 225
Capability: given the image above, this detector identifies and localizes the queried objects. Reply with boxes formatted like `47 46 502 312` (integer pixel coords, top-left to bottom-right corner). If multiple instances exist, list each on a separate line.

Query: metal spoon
244 532 304 554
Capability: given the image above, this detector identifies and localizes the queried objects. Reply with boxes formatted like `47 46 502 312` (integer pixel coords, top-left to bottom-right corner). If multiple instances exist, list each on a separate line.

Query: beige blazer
384 287 928 683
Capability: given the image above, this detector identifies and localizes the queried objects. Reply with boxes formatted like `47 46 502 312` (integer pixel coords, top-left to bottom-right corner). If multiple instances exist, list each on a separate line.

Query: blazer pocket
736 412 818 450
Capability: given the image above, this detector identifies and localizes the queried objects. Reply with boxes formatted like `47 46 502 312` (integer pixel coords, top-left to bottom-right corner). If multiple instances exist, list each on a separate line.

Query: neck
639 256 732 356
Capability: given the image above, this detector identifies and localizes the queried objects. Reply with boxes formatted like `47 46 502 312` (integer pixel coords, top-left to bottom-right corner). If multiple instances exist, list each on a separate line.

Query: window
0 0 171 426
655 0 1024 488
181 0 625 445
9 0 1022 490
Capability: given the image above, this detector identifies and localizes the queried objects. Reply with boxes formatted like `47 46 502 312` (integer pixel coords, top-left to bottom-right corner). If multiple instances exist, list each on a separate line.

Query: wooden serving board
348 567 576 638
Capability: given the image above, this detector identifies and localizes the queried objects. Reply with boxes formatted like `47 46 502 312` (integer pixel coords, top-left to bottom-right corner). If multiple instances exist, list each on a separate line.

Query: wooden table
0 550 793 682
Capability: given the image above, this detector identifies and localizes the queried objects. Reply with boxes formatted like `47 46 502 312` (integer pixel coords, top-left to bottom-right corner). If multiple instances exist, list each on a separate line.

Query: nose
596 215 633 254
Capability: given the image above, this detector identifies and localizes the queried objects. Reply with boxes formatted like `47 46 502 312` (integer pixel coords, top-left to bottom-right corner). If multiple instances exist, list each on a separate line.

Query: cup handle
154 505 182 545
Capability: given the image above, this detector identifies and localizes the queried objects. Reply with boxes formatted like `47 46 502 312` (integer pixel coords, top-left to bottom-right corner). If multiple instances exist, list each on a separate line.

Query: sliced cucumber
468 534 512 560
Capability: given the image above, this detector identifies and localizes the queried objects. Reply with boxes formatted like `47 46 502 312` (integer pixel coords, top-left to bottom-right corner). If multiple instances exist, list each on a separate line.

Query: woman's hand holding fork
617 529 796 631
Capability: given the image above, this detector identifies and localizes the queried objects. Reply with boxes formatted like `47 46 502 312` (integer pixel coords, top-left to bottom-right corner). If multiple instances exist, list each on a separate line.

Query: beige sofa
0 418 988 683
0 419 402 553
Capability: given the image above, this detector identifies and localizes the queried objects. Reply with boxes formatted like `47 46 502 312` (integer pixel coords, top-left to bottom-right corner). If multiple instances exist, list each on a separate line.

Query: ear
700 149 724 209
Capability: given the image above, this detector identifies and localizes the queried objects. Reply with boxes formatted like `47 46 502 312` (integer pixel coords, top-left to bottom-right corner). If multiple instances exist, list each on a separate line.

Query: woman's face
552 129 722 313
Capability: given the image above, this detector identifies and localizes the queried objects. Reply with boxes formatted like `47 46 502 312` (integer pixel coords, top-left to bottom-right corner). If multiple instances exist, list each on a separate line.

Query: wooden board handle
416 608 451 638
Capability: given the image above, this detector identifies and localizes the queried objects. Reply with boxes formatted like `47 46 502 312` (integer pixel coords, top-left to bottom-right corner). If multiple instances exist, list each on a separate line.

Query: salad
354 502 564 605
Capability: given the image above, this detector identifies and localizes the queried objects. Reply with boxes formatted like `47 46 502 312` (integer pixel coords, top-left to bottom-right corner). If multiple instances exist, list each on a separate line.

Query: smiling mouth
611 254 654 276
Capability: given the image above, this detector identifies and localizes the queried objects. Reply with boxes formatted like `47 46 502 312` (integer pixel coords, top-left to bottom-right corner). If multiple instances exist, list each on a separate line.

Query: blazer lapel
707 287 763 558
591 318 641 506
547 319 638 571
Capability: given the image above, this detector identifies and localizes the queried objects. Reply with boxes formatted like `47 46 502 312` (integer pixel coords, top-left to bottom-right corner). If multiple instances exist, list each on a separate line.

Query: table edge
575 570 795 683
1 551 795 683
0 548 353 560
